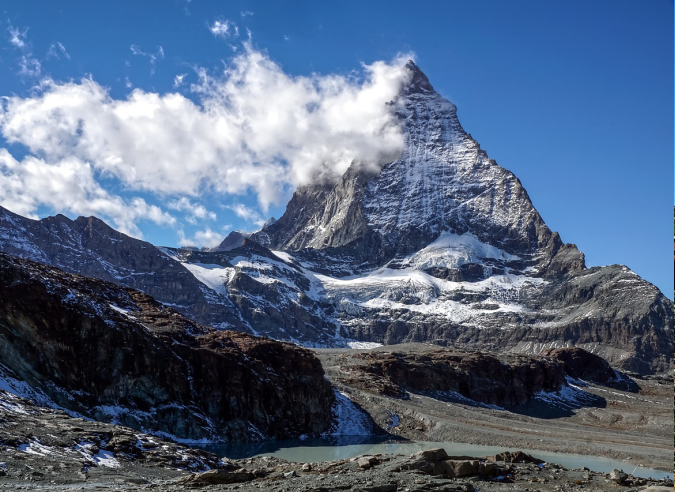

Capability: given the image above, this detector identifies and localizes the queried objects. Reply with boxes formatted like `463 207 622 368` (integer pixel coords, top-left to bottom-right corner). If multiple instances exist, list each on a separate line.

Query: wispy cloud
209 19 238 39
227 203 265 226
18 56 41 77
5 23 41 78
178 226 229 248
174 73 188 87
46 41 70 60
240 11 254 17
130 44 164 74
169 197 216 224
7 25 27 48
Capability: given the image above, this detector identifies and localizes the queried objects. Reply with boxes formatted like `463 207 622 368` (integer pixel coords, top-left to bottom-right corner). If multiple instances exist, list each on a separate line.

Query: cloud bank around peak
0 44 413 241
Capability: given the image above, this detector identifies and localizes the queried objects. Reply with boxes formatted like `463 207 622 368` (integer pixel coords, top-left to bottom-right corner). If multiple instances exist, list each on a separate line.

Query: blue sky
0 0 672 297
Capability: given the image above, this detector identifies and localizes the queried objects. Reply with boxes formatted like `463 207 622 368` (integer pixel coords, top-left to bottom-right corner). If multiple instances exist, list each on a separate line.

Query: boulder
486 451 543 464
176 469 255 486
357 455 380 469
609 469 628 484
439 459 480 478
411 448 448 461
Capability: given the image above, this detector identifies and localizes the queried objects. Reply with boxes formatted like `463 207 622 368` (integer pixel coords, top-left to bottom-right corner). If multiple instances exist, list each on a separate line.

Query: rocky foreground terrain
0 390 672 491
0 403 672 492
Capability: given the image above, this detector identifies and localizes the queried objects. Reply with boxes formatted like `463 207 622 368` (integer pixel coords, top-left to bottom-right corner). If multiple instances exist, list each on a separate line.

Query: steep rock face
253 62 581 276
0 253 334 441
335 349 567 407
163 240 345 346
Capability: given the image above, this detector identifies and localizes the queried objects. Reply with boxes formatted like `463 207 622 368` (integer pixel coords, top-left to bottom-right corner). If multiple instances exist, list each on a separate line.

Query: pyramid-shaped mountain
0 62 671 374
252 61 583 278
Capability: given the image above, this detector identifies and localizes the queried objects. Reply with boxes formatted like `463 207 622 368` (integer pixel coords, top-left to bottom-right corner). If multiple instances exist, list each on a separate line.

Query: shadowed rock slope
0 252 334 442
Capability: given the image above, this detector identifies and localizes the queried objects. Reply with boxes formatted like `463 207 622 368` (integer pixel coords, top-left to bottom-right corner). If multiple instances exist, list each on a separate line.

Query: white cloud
174 73 188 87
240 11 254 17
178 226 228 248
227 203 265 226
6 23 41 78
18 55 41 77
168 197 216 224
0 45 412 237
0 149 174 237
209 19 238 39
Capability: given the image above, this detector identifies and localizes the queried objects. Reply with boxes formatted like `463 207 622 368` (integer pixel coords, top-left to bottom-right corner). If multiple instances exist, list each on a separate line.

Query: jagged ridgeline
0 61 672 374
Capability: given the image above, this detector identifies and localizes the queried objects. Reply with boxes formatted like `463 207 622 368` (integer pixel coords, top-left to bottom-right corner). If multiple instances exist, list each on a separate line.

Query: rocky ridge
0 252 334 442
335 349 574 407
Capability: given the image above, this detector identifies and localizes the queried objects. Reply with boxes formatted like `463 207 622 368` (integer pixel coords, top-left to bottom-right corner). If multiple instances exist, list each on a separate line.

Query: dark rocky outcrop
0 252 334 441
335 349 567 407
541 347 626 388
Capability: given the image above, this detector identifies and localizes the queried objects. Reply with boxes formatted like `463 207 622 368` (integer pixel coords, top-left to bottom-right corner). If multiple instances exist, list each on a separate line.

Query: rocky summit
0 62 672 375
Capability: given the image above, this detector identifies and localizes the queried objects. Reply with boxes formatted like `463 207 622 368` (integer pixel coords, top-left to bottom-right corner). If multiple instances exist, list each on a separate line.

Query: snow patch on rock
324 390 373 436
